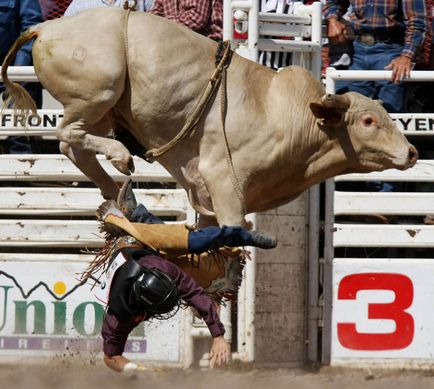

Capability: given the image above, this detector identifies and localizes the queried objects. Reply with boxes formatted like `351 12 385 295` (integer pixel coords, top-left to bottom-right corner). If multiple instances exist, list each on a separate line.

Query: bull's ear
310 94 351 124
310 102 342 124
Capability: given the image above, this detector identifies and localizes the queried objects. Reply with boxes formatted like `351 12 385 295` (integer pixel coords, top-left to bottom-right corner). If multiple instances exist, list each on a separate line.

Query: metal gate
323 68 434 366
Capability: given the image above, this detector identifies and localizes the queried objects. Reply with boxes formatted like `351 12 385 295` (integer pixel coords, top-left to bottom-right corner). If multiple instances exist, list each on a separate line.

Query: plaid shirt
323 0 427 59
150 0 223 40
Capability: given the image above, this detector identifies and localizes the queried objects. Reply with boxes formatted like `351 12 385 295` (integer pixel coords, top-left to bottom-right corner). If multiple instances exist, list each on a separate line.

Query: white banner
0 258 181 362
332 258 434 361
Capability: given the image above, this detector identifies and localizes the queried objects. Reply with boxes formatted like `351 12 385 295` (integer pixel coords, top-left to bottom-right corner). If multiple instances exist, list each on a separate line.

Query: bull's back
32 8 128 105
125 12 220 131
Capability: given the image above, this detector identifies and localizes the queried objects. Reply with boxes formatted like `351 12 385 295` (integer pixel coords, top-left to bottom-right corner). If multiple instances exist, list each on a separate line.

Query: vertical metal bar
220 301 233 342
237 262 247 357
322 179 335 364
223 0 234 44
321 75 337 364
244 213 257 361
307 185 320 361
310 2 323 79
325 67 337 94
248 0 259 61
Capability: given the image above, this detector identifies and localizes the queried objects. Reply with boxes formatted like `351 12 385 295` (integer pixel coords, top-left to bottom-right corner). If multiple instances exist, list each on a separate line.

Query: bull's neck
302 121 354 185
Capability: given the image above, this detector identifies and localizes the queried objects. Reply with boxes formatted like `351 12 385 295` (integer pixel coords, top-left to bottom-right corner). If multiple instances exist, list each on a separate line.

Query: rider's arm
101 308 145 371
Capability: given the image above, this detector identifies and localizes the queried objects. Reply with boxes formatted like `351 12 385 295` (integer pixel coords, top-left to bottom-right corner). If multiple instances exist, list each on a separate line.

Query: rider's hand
209 335 230 368
103 354 141 372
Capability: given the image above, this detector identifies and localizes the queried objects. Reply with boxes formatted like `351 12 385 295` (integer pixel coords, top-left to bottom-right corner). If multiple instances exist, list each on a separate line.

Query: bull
1 8 418 227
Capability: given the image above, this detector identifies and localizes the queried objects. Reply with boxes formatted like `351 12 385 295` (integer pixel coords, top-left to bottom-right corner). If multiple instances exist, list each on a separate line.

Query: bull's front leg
56 114 134 200
199 159 248 228
60 142 120 200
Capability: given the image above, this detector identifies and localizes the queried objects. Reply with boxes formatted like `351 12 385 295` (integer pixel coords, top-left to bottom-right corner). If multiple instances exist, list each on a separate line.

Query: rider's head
130 268 179 315
108 258 180 319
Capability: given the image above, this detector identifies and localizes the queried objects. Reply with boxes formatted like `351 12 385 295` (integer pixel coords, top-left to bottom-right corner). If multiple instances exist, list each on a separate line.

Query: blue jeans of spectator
1 82 42 154
336 41 406 113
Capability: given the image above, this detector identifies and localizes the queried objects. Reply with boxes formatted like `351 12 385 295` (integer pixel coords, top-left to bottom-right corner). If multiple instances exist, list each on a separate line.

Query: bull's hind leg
57 111 132 200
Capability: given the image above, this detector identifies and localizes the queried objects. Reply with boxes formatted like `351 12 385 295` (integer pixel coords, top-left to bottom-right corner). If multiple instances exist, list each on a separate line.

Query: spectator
407 0 434 113
39 0 72 20
323 0 426 114
64 0 154 16
258 0 295 69
149 0 222 41
0 0 43 154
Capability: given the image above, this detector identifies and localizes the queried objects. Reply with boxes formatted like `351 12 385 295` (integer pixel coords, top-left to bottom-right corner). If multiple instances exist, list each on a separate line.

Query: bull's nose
408 146 418 166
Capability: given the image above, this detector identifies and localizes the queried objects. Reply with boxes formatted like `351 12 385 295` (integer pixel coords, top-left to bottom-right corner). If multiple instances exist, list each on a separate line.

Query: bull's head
310 92 418 172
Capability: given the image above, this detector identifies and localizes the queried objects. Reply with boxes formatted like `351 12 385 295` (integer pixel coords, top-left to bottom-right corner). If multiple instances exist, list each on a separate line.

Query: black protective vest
107 247 154 319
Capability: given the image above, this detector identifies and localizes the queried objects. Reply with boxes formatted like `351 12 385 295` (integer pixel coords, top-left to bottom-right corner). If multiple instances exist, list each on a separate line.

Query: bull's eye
363 117 374 126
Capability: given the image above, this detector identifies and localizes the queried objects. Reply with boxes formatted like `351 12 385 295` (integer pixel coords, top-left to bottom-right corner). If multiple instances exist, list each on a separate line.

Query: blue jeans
130 204 254 253
336 41 406 113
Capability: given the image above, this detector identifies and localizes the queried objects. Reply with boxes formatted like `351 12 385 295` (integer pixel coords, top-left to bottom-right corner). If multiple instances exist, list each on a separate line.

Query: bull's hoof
128 156 135 173
111 156 135 176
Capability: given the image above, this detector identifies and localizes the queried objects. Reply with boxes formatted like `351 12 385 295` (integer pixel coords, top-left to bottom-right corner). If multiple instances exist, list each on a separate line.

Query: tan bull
1 7 418 227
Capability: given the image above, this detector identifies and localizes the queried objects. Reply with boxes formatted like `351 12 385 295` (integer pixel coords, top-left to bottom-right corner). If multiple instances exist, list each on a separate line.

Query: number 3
337 273 414 350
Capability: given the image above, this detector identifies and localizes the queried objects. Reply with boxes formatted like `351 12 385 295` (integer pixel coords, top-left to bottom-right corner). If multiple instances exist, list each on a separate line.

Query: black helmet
131 268 179 316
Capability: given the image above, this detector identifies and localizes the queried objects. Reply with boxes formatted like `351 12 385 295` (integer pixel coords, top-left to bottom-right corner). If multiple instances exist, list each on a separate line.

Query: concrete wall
254 193 308 366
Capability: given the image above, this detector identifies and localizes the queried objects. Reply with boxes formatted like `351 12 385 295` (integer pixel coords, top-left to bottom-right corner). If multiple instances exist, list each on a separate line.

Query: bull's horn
321 94 351 110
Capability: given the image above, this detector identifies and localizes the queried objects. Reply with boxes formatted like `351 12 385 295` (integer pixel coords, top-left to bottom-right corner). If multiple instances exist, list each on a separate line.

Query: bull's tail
1 28 40 118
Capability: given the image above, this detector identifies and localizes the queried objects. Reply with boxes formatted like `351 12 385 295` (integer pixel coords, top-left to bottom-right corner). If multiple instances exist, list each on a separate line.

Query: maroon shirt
102 255 225 356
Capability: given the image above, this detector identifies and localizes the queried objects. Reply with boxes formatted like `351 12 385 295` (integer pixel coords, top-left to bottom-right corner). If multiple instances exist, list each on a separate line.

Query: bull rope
219 51 246 213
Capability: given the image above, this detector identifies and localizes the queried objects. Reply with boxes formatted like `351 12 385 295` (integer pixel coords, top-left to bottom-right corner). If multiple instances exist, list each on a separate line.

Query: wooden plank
259 23 310 38
258 12 311 24
333 223 434 248
0 154 174 182
334 257 434 262
0 109 63 136
335 160 434 182
258 39 319 53
0 187 189 216
0 220 103 247
335 192 434 215
0 219 185 248
0 253 92 263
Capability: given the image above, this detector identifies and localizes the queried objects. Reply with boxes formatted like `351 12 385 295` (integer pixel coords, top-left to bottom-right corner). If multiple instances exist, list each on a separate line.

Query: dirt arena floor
2 359 434 389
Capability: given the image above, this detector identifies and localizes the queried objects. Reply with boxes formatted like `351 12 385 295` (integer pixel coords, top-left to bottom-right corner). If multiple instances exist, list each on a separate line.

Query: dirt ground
2 360 434 389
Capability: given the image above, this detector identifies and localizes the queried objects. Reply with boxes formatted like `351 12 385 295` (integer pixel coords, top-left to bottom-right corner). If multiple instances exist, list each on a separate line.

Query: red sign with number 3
337 273 414 350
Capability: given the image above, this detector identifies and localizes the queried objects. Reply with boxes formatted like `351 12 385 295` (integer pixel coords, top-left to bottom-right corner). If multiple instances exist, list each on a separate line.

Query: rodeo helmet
130 267 180 316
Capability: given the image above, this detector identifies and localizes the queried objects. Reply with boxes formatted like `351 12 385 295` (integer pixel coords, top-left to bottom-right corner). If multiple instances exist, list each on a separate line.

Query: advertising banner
332 258 434 361
0 257 182 362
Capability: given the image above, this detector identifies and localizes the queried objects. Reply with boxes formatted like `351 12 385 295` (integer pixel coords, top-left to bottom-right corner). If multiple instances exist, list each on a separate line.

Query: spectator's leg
366 43 405 112
346 41 376 98
7 136 32 154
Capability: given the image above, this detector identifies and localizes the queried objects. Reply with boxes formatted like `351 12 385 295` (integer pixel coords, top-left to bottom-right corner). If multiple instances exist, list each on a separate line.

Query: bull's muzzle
408 145 418 167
